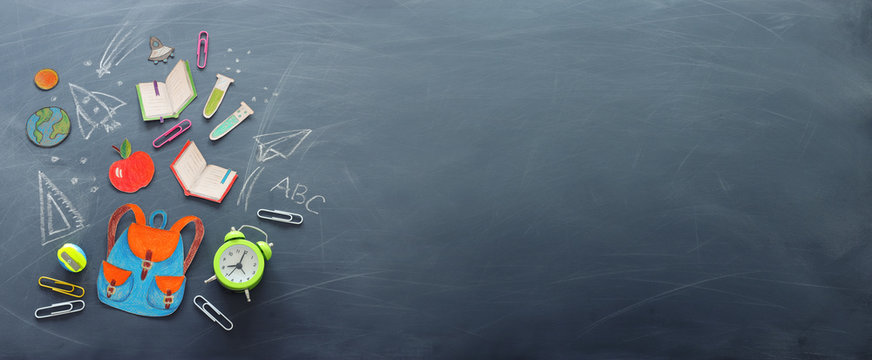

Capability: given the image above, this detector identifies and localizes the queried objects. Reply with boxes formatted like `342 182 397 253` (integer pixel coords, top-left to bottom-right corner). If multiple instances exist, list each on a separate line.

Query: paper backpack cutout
97 204 204 317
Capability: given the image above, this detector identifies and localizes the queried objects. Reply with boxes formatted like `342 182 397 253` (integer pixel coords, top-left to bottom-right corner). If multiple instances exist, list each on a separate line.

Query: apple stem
112 145 121 156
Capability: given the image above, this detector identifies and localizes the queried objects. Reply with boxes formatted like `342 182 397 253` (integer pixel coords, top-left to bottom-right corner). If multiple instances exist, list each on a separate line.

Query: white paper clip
257 209 303 224
193 295 233 331
34 300 85 319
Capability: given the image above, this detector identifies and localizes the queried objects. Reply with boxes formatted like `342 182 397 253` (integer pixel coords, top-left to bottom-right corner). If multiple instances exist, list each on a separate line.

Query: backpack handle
170 216 205 274
107 204 205 274
106 203 146 259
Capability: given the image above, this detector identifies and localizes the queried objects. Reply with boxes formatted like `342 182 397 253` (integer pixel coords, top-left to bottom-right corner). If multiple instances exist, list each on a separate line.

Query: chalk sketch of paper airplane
253 129 312 163
38 171 86 245
68 83 127 140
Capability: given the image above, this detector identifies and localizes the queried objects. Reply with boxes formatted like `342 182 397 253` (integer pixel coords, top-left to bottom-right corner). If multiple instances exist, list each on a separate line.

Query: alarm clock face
218 244 259 283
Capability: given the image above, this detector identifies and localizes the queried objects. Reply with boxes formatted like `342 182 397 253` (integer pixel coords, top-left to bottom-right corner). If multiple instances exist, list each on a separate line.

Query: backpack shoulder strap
106 203 146 258
169 216 205 274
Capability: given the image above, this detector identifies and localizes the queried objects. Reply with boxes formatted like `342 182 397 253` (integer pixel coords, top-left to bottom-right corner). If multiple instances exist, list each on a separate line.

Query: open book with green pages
135 59 197 121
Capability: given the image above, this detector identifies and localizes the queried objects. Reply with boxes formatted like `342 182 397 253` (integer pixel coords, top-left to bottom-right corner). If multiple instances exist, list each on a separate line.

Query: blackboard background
3 0 872 358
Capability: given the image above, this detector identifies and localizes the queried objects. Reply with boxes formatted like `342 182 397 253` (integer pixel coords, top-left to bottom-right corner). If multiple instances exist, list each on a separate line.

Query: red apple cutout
109 139 154 193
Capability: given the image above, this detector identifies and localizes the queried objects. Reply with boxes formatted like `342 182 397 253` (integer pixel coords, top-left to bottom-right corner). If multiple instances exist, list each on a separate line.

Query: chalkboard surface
3 0 872 358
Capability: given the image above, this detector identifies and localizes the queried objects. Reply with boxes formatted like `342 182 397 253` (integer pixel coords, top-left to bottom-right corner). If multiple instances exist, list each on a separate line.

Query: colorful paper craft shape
109 139 154 193
135 59 197 121
34 68 59 90
97 204 204 317
203 74 233 119
26 107 70 147
209 101 253 140
170 140 238 203
147 36 174 64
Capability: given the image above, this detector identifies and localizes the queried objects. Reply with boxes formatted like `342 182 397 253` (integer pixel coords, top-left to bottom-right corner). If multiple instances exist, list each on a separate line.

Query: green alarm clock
204 225 273 302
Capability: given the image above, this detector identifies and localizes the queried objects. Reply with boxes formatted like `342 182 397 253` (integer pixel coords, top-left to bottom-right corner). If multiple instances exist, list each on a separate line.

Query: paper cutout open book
135 59 197 121
170 140 237 203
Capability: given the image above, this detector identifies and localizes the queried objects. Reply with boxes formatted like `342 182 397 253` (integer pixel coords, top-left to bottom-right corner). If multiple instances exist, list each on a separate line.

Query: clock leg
204 275 217 284
244 289 251 302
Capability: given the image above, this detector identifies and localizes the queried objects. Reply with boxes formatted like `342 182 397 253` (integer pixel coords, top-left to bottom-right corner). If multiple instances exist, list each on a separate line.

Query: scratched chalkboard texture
2 0 872 359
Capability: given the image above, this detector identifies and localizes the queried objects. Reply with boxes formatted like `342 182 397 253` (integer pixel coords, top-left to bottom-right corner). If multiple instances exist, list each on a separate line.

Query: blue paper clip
153 119 192 148
196 31 208 69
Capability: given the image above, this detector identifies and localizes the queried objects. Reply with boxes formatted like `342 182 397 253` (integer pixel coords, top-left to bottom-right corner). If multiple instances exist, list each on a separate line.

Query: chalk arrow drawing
253 129 312 163
69 83 126 140
38 171 86 245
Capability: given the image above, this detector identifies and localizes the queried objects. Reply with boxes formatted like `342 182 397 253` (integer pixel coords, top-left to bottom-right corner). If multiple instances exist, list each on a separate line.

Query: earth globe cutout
26 107 70 147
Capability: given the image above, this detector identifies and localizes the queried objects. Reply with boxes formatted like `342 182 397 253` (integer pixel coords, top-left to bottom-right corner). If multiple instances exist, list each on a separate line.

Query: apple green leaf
119 138 132 159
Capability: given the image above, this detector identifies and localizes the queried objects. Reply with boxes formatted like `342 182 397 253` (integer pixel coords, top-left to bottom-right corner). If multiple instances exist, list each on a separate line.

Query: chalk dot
117 81 123 86
263 87 268 91
83 60 92 66
246 50 251 55
90 186 99 193
272 92 279 97
92 106 100 114
70 178 78 185
80 157 87 164
82 96 91 105
236 69 241 73
227 48 233 52
225 67 231 71
51 156 60 162
251 96 256 102
235 58 239 63
51 96 57 102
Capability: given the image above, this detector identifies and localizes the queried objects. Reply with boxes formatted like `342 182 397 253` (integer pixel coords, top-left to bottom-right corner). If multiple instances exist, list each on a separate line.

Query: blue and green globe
26 107 70 147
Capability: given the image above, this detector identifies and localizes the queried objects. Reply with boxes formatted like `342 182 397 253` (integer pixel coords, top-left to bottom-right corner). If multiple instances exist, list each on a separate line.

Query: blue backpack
97 204 204 317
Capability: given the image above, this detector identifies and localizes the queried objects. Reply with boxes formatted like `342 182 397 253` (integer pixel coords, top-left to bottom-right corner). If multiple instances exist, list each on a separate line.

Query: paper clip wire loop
193 295 233 331
38 276 85 298
153 119 192 148
196 31 209 69
257 209 303 225
34 300 85 319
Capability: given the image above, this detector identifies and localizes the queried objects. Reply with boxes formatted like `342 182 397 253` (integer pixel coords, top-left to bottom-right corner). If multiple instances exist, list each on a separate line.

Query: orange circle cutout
34 68 59 90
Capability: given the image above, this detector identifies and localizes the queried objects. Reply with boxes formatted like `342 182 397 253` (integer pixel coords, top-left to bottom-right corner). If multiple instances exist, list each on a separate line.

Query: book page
191 165 235 200
171 142 207 191
166 60 194 114
137 82 172 119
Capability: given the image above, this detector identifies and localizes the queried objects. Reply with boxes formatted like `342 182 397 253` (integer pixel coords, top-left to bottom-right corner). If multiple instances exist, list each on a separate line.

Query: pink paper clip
196 31 208 69
153 119 192 148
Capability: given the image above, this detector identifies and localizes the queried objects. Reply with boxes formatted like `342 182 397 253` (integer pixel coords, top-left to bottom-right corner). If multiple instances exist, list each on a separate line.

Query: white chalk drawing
227 48 233 52
246 50 251 55
51 157 60 163
251 97 256 103
117 81 123 87
79 157 87 164
83 60 92 66
69 83 126 140
51 96 57 102
70 178 78 185
235 58 240 63
236 166 265 211
236 69 241 74
269 178 326 214
38 171 85 245
90 186 99 193
253 130 312 163
96 23 142 78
